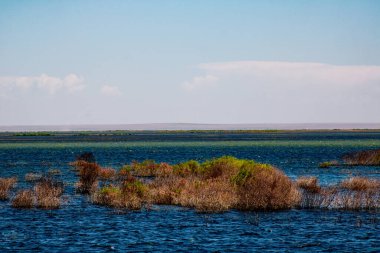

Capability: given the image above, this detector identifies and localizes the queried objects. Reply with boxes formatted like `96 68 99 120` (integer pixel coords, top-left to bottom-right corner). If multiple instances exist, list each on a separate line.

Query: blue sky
1 0 380 125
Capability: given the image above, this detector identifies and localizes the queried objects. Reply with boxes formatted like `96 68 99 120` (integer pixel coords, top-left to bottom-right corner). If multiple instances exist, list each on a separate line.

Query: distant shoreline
1 123 380 132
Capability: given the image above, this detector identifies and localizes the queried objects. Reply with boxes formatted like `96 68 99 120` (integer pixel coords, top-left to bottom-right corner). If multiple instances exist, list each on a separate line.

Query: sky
1 0 380 125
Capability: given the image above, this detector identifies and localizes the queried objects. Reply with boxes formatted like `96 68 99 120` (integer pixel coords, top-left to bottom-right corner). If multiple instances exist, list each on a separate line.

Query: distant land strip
1 123 380 132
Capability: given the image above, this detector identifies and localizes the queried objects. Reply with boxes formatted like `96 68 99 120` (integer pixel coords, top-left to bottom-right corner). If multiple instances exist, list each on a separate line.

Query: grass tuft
34 177 63 209
75 161 100 194
340 177 380 192
342 149 380 166
12 190 34 208
296 177 321 193
0 177 17 200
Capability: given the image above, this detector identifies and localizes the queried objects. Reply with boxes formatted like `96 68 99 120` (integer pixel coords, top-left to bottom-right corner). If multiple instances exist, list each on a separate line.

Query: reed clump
296 177 380 210
12 190 34 208
148 156 299 212
0 177 17 200
342 149 380 166
129 160 174 177
173 177 238 212
10 176 64 209
34 177 64 209
25 173 42 182
68 155 380 212
75 161 100 194
234 165 300 210
319 160 339 168
340 177 380 192
93 177 147 210
296 177 321 193
98 167 117 181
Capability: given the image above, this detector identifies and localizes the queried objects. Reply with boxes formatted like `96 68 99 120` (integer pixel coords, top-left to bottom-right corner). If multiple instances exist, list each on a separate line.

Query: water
0 131 379 252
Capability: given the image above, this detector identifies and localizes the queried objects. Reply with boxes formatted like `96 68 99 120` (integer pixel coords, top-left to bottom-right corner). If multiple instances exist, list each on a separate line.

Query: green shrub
173 160 201 176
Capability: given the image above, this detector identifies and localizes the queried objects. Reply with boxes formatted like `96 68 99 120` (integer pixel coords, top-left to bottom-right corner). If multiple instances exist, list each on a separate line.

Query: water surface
0 131 379 252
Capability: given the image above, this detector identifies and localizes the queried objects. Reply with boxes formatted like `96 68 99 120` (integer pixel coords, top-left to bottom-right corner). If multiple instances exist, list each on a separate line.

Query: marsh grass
12 190 34 208
75 161 100 194
147 156 300 212
340 177 380 192
296 177 380 210
235 167 300 211
67 155 380 212
319 161 339 168
25 173 42 182
296 177 321 193
99 167 117 181
343 149 380 166
93 178 147 210
0 177 17 200
129 161 173 177
34 177 63 209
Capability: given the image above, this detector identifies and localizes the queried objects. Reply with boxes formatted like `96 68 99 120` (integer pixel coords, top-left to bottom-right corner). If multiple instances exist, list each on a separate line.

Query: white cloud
179 61 380 122
0 73 85 95
182 74 219 91
100 85 122 96
196 61 380 88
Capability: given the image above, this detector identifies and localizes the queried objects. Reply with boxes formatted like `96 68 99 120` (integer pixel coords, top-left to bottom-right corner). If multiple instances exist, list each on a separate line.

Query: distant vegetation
319 149 380 167
12 132 53 136
318 161 339 168
343 149 380 166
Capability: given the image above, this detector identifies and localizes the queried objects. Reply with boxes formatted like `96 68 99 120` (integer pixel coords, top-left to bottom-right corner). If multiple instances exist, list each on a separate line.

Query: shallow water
0 132 379 252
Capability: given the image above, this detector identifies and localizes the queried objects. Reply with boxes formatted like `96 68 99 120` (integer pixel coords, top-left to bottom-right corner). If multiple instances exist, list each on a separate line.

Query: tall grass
343 149 380 165
67 155 380 212
296 177 321 193
34 177 63 209
296 177 380 210
148 156 299 212
75 161 100 194
92 177 147 209
0 177 17 200
340 177 380 192
12 190 34 208
98 167 117 181
235 166 299 210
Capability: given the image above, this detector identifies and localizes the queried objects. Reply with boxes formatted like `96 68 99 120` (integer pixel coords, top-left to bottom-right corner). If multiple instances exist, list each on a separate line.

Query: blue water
0 132 379 252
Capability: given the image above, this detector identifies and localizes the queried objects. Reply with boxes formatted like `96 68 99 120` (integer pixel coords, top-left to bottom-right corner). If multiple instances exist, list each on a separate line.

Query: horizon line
1 122 380 132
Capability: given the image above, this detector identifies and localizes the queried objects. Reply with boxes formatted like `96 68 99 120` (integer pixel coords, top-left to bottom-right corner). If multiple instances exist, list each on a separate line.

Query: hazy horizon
1 1 380 125
1 122 380 132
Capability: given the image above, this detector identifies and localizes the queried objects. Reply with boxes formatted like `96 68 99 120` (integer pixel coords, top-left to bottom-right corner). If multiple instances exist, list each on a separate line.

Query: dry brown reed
173 177 237 212
12 190 34 208
34 177 63 209
98 167 117 181
93 177 147 210
25 173 42 182
235 167 300 210
149 156 300 212
0 177 17 200
75 161 100 194
296 177 380 210
343 149 380 165
72 156 380 212
296 177 321 193
340 177 380 192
